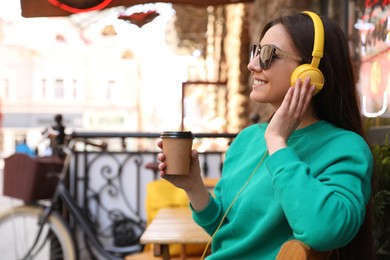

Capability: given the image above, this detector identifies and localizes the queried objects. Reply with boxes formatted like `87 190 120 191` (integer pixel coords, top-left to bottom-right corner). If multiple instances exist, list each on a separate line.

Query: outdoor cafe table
140 207 211 260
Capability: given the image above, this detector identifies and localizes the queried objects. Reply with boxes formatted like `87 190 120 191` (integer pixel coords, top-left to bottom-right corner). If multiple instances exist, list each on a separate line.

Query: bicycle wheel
0 205 77 260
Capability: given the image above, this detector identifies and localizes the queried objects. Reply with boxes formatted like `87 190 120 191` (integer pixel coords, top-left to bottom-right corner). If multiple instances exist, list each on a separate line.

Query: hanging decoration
47 0 114 14
118 10 160 28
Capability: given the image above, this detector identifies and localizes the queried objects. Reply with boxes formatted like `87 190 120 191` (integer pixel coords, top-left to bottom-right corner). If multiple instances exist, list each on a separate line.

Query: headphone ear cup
290 64 325 95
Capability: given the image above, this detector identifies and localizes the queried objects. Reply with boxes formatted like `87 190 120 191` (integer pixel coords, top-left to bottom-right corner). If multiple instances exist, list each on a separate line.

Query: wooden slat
140 207 210 245
276 240 333 260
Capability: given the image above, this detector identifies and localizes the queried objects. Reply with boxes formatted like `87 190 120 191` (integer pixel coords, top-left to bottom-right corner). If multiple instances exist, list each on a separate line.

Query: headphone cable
200 150 268 260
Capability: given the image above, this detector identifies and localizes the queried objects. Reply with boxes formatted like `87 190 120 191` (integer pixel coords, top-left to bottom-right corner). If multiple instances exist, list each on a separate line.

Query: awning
20 0 254 18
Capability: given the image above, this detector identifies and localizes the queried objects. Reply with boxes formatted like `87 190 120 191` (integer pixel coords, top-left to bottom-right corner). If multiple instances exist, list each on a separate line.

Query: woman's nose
247 56 261 72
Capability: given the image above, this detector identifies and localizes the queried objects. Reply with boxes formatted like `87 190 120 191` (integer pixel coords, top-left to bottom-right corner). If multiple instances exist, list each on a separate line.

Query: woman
157 11 374 259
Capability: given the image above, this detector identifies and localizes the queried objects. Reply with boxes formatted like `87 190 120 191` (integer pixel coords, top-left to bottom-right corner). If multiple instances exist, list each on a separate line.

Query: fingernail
305 77 310 83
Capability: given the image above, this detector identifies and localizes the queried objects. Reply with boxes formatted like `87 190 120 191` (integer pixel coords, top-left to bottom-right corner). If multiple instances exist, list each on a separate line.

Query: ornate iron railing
68 131 236 252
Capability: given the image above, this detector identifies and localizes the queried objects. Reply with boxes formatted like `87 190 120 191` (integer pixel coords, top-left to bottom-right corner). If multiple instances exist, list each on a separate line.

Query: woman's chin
250 91 266 103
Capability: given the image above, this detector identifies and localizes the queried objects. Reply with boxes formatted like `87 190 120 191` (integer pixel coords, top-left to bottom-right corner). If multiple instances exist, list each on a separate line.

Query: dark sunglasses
250 44 303 70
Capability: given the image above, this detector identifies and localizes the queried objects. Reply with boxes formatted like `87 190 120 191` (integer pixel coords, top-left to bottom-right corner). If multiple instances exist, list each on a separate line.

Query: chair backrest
276 240 333 260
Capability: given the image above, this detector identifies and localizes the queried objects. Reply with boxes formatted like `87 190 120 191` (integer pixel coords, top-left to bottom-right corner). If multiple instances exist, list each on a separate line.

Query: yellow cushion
145 179 206 256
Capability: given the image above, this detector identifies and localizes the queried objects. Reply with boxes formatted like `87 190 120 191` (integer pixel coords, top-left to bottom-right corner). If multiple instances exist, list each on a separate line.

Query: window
72 79 77 98
181 81 228 132
54 79 64 99
0 76 14 101
41 79 47 98
107 80 115 100
2 78 10 99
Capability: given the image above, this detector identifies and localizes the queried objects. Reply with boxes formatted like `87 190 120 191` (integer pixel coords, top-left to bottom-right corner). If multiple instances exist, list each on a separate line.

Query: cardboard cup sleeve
161 131 194 175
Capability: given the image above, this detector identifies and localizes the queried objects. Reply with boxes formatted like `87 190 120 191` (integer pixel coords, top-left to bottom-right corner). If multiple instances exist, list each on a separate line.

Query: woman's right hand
157 139 204 192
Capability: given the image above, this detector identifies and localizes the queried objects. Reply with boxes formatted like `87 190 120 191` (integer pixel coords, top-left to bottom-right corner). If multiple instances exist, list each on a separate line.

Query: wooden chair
127 238 334 259
125 251 200 260
276 240 334 260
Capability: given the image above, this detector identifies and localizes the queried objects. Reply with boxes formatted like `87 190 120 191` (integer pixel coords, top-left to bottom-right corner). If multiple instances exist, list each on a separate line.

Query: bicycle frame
22 139 144 260
58 180 131 260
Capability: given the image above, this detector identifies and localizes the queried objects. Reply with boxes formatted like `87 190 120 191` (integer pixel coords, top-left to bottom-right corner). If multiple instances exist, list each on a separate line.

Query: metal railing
68 131 236 248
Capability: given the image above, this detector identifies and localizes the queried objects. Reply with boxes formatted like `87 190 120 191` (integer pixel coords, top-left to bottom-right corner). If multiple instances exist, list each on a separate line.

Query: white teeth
254 79 267 85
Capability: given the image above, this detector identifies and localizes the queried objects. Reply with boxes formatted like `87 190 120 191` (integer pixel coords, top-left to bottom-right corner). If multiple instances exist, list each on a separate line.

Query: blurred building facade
0 0 388 156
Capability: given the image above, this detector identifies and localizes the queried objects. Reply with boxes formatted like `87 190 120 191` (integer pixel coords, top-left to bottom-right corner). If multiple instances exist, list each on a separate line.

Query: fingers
158 149 199 178
280 85 295 111
157 152 165 161
300 80 315 114
157 152 166 175
285 77 315 116
190 149 200 168
290 78 303 111
157 140 166 175
191 149 198 159
297 77 315 115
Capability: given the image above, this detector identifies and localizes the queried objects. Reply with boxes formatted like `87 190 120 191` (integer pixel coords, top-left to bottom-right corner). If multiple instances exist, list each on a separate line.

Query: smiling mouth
254 79 267 85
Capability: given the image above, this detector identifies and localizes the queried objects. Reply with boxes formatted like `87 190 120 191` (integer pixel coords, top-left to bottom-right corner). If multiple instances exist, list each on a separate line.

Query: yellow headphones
290 11 325 95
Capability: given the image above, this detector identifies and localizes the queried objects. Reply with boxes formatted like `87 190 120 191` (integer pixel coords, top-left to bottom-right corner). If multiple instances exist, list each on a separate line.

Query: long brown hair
261 12 375 259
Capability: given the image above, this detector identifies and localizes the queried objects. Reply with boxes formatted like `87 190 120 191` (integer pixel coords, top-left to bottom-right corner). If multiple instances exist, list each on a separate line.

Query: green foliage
372 138 390 255
373 139 390 192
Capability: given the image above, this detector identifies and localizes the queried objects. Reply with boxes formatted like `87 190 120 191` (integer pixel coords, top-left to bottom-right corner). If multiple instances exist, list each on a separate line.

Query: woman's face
247 24 301 108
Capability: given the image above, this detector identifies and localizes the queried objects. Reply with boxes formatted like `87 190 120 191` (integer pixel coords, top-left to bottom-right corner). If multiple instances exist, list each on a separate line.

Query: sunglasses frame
250 44 303 70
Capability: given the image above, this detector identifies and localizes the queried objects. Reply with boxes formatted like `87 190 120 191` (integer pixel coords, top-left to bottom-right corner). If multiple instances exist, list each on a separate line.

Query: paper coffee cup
161 131 194 175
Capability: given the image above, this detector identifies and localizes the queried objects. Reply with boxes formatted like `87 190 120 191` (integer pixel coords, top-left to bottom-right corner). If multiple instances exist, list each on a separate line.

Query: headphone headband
290 11 325 95
302 11 324 69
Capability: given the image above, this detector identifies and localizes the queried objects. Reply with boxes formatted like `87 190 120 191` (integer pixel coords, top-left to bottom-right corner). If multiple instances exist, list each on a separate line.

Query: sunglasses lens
250 45 258 60
250 45 276 70
259 45 275 70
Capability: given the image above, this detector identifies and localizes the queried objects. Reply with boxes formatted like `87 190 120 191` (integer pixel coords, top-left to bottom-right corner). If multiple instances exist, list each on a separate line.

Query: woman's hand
157 140 203 191
157 140 210 211
265 77 315 155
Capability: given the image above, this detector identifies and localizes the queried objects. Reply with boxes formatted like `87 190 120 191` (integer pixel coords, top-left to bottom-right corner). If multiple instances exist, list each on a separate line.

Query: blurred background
0 1 389 258
0 0 389 156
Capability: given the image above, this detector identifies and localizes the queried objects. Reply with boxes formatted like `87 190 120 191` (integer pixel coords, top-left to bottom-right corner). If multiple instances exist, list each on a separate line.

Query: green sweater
192 121 373 259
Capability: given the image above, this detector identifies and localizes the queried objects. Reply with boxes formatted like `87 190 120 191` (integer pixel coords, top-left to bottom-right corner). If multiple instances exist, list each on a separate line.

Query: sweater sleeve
266 144 373 251
190 193 225 235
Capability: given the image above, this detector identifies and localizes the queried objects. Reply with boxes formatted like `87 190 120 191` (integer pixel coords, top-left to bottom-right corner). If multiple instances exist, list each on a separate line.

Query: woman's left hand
265 77 315 155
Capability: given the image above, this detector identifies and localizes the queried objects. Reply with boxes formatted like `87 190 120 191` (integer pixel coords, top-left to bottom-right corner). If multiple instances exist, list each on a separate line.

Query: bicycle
0 138 145 260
